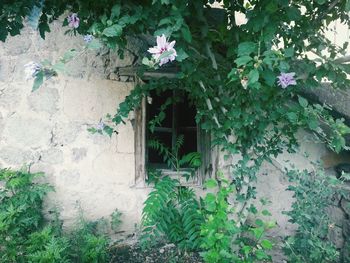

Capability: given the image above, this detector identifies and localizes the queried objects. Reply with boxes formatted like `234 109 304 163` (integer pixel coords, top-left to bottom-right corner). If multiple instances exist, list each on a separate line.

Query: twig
333 55 350 64
318 0 341 21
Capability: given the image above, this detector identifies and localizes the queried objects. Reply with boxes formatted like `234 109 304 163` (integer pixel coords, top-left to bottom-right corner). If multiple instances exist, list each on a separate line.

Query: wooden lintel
118 66 178 79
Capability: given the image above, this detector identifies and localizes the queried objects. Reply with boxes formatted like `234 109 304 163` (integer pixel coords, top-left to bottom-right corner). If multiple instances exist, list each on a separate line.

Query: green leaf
261 239 273 249
237 42 257 56
235 56 252 67
228 68 238 82
205 179 218 189
308 118 319 130
52 62 65 73
158 50 174 61
287 112 298 123
32 71 44 91
204 193 216 212
248 69 259 85
103 125 114 137
286 7 302 21
284 47 294 58
346 0 350 12
181 26 192 43
331 136 345 153
298 96 308 108
176 49 189 62
87 39 103 50
110 4 121 20
262 69 276 87
262 209 272 216
142 57 150 66
278 60 290 71
102 24 123 37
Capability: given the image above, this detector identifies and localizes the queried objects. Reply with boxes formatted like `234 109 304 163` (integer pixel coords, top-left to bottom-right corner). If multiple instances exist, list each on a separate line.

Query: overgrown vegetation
0 169 115 263
283 167 344 263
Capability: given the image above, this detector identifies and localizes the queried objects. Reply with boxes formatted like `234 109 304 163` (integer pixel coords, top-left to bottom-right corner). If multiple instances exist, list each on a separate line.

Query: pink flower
147 34 177 66
277 72 297 88
67 13 80 29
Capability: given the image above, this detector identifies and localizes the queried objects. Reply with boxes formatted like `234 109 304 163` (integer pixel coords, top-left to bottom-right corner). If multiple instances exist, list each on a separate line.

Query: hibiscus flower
148 34 177 66
277 72 297 88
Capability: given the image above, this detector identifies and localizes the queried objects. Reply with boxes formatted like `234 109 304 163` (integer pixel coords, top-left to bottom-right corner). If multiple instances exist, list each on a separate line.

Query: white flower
24 61 41 80
147 34 177 66
83 34 93 43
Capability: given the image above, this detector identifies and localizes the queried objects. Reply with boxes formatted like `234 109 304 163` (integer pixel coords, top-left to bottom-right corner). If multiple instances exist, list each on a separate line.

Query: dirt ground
109 243 203 263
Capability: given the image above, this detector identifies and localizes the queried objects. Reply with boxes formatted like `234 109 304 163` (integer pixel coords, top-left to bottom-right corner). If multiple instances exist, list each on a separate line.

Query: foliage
111 209 123 232
147 135 201 178
283 167 343 263
200 176 239 263
141 176 204 251
26 226 70 263
0 168 53 262
67 218 110 263
200 175 275 263
0 168 112 263
236 199 276 263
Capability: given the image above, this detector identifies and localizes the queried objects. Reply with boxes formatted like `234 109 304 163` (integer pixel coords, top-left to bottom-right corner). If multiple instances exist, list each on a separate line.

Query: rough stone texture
327 206 346 227
3 115 52 148
303 83 350 124
28 87 59 115
329 225 345 249
72 147 87 162
0 146 37 166
341 198 350 215
0 21 146 236
40 148 64 165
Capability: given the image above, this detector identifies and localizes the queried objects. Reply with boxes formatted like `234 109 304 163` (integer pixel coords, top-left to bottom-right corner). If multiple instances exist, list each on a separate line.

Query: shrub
141 176 204 251
0 169 53 262
283 168 342 263
0 168 112 263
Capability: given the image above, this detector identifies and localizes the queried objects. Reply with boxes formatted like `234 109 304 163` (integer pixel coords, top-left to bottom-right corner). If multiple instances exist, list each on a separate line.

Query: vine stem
198 79 251 228
203 40 254 228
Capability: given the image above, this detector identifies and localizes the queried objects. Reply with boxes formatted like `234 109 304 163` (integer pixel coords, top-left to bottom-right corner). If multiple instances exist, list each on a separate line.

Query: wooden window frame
133 97 212 188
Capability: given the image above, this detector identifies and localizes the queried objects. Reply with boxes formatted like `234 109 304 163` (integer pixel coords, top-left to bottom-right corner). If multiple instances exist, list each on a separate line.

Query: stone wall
0 21 149 236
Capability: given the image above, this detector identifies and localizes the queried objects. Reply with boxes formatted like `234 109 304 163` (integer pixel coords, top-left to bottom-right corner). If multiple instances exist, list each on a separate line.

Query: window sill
130 169 202 189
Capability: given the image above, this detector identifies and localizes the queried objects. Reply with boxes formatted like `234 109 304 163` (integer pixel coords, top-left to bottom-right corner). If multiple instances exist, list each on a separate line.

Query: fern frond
148 139 174 169
174 134 184 154
179 152 202 168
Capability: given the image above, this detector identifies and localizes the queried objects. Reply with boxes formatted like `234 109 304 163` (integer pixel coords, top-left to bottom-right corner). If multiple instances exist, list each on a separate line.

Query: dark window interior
146 90 197 169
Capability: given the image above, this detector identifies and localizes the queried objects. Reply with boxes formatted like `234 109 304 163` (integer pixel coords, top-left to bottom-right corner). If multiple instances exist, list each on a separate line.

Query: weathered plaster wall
0 21 149 236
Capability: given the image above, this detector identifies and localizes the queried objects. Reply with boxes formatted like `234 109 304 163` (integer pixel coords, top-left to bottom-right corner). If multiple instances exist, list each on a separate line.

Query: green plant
200 176 239 263
0 168 113 263
26 226 70 263
200 174 275 263
236 199 276 263
68 218 110 263
148 135 201 170
111 209 123 232
0 168 53 262
141 176 204 251
283 168 342 263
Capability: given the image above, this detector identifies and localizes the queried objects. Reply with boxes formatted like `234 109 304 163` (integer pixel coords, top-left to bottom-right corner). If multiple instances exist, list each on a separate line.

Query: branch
333 55 350 64
318 0 341 21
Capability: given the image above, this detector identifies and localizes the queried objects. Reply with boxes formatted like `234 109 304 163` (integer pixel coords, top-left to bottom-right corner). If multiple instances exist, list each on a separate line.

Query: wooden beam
118 66 178 79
